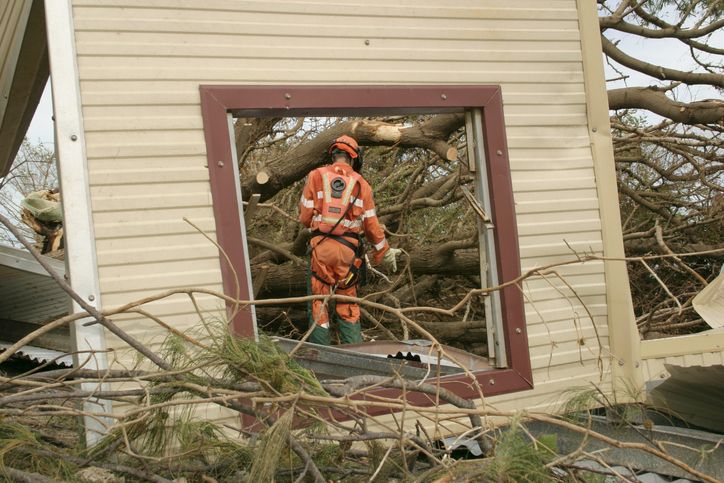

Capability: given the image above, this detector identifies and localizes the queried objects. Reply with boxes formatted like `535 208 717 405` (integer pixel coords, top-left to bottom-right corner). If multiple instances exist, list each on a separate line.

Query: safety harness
308 166 367 288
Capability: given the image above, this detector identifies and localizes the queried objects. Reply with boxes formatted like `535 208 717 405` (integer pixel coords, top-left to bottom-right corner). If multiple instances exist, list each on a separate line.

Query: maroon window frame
199 85 532 404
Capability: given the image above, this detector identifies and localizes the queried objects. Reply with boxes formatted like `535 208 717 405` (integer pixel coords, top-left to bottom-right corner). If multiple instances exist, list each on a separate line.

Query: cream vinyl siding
642 331 724 381
68 0 617 419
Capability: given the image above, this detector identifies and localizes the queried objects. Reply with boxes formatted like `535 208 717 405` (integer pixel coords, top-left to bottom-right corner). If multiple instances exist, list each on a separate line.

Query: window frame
199 84 533 402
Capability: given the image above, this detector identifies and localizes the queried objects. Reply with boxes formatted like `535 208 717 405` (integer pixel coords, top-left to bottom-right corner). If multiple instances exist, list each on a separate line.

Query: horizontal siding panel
512 166 595 183
76 81 589 107
87 155 207 173
99 267 223 295
507 135 590 150
516 218 601 237
92 206 215 228
83 110 203 132
510 148 596 164
89 189 212 213
530 344 603 368
507 112 588 126
517 210 598 227
519 271 607 292
100 292 224 315
515 197 600 215
74 24 581 45
75 33 584 63
73 0 578 20
523 292 608 312
85 146 207 161
513 179 597 193
94 220 217 241
520 278 607 299
513 188 599 205
519 240 604 260
89 166 209 185
101 258 224 281
524 305 607 326
527 321 608 343
97 244 219 267
518 230 604 248
75 63 584 86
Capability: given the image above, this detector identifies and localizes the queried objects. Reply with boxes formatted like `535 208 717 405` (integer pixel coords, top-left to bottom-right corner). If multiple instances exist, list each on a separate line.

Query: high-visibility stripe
301 195 314 209
341 178 356 206
354 199 364 208
322 173 331 203
364 208 376 219
316 190 323 199
373 238 387 251
320 216 360 228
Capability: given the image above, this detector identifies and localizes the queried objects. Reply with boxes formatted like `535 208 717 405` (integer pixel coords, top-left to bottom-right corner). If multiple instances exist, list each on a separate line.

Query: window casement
199 85 532 405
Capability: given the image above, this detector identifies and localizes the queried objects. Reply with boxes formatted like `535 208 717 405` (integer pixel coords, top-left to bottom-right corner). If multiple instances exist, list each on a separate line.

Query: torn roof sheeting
693 268 724 329
648 364 724 434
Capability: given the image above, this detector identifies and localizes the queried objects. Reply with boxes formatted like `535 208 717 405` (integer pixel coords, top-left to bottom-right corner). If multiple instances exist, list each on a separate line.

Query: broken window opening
235 114 496 366
200 85 532 401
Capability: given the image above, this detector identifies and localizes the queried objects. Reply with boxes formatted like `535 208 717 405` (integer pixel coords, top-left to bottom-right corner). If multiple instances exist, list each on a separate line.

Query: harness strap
311 271 332 286
310 230 359 252
310 271 358 291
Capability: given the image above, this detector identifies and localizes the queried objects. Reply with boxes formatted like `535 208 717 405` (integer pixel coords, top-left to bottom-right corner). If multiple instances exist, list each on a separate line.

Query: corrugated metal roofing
0 244 70 360
0 340 72 366
0 244 69 324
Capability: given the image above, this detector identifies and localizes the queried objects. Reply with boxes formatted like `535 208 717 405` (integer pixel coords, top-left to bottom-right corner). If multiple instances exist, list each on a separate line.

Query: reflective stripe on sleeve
301 195 314 209
374 238 387 251
316 190 324 199
362 208 376 220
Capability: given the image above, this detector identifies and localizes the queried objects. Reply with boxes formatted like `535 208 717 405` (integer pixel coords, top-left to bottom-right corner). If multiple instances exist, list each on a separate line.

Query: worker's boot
309 324 330 346
339 318 363 344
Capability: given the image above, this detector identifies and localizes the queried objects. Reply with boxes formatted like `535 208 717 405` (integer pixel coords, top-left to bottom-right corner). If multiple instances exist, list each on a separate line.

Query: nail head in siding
441 94 446 100
218 161 224 167
516 328 521 334
285 93 291 99
618 360 625 366
497 150 502 156
71 135 77 141
88 295 95 301
592 127 597 132
489 379 495 385
365 40 370 45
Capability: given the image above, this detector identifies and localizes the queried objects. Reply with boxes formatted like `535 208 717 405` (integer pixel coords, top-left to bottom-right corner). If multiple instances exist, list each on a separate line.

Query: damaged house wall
30 0 643 434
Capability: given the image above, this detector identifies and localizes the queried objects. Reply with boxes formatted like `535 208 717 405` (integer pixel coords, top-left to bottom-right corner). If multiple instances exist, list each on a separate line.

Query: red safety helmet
328 135 363 172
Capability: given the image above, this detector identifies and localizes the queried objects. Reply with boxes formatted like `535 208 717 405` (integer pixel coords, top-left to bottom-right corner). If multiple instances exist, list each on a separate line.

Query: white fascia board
43 0 111 445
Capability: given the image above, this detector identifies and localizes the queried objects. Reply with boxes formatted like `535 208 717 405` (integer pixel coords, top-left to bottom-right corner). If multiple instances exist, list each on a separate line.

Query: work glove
380 248 401 272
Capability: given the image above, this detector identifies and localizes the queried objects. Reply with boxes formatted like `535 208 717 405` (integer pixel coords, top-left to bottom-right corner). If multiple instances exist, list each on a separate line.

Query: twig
1 467 63 483
369 440 396 482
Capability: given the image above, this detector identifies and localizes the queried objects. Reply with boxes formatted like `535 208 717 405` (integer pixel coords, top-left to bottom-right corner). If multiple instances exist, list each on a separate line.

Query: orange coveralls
299 161 389 333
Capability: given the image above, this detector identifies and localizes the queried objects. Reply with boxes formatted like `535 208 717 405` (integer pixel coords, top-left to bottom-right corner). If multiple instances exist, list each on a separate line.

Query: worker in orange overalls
299 135 400 345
